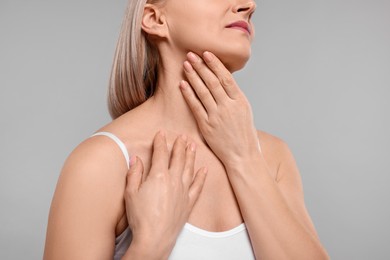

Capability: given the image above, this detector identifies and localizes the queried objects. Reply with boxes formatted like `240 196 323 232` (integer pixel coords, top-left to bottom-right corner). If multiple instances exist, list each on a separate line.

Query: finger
150 131 169 175
186 52 227 105
182 142 197 188
125 156 144 194
188 167 208 210
180 80 208 123
183 60 217 113
202 51 241 99
169 134 188 177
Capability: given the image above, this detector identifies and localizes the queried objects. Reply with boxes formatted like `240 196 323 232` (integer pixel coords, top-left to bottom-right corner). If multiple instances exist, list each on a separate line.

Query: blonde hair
108 0 160 119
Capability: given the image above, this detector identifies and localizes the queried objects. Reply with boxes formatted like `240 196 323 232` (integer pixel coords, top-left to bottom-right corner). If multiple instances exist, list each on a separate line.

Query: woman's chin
219 51 251 73
199 44 251 72
226 57 250 73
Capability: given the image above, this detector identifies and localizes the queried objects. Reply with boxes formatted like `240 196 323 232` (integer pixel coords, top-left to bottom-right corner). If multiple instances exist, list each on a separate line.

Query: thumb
125 156 144 194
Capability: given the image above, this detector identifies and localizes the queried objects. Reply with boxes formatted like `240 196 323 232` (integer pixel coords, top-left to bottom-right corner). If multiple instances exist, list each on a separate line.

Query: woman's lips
226 20 251 35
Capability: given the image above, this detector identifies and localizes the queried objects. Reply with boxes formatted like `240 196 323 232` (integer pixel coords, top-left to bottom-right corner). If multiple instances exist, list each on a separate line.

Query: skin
44 0 330 259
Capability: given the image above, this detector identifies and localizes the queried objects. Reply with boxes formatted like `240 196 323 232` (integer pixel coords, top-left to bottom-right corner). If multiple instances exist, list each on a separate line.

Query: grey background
1 0 389 259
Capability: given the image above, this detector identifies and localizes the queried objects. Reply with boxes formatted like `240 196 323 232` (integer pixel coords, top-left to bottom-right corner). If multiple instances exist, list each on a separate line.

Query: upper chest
127 136 279 230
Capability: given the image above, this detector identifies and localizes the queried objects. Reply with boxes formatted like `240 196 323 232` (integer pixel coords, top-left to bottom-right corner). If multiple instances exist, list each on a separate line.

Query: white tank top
91 132 256 259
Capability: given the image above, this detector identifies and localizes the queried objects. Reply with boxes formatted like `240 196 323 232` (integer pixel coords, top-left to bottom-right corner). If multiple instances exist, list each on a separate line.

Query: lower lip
227 26 250 35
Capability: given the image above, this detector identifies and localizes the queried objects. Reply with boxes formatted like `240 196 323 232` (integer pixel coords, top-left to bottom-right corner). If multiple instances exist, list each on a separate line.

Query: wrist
223 148 263 172
122 235 174 260
222 131 262 169
223 152 274 187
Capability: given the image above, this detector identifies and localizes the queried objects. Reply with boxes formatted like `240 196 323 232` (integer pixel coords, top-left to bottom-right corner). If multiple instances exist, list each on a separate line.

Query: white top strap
91 132 130 169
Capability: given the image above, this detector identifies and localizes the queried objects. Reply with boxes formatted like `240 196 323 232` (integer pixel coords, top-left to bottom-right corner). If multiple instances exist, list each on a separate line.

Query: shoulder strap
91 132 130 169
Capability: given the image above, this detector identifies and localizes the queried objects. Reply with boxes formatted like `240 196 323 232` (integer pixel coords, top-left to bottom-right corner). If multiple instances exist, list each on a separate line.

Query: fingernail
190 142 196 152
187 52 199 63
130 155 137 167
183 61 193 72
203 51 213 62
179 80 188 90
158 130 166 137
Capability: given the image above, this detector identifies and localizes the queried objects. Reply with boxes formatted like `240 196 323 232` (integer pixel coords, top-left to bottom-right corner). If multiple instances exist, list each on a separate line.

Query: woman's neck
142 51 204 140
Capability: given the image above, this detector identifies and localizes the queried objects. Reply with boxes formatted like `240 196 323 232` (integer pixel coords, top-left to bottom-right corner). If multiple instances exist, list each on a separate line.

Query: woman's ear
141 4 168 39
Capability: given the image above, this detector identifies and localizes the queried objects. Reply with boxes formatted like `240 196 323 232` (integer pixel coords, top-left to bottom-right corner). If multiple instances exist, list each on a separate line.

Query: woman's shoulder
257 129 289 150
58 129 130 198
45 120 133 258
67 129 130 172
57 112 139 195
256 129 296 179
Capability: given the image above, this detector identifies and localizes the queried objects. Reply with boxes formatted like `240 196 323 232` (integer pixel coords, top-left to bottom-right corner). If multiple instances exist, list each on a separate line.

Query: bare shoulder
44 133 129 259
257 129 289 152
60 133 129 185
256 129 297 182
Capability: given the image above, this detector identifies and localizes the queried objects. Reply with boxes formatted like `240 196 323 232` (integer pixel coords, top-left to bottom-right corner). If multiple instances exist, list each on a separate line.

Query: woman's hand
180 51 261 167
123 131 207 259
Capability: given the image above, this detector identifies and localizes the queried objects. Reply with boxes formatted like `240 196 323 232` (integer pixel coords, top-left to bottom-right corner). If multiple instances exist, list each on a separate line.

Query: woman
44 0 329 259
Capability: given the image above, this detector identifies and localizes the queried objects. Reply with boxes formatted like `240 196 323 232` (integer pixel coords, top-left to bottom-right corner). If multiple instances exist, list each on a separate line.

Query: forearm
225 155 329 260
